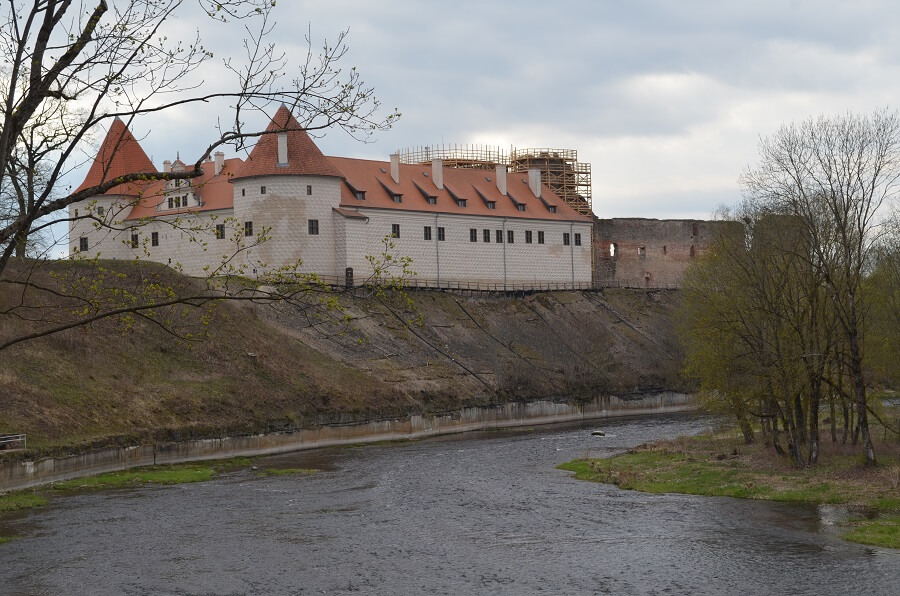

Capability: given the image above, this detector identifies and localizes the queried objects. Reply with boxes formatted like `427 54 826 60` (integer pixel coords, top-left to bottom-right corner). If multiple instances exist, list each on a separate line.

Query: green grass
255 468 319 477
0 535 18 544
559 433 900 549
0 492 47 512
50 464 216 490
842 515 900 549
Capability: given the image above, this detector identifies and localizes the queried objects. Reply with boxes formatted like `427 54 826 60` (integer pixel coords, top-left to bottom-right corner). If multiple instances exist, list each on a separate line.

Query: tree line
680 110 899 467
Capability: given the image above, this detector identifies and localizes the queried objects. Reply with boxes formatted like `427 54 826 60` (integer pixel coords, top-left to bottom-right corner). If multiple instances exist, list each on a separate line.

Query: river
1 413 897 595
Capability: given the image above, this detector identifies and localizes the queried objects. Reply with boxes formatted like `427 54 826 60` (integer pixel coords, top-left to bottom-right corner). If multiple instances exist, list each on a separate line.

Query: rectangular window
563 233 571 246
79 237 88 252
548 205 557 213
392 194 402 203
426 197 437 205
470 228 478 242
260 186 266 195
538 231 545 244
575 233 582 246
483 229 490 243
437 227 445 241
391 223 400 238
423 226 432 240
130 233 139 248
516 204 526 212
456 199 467 207
245 221 253 237
355 191 365 200
525 230 532 244
507 230 514 244
308 219 319 235
307 185 313 195
242 188 246 197
168 197 174 209
487 202 496 210
496 229 503 243
98 206 105 216
151 231 159 247
215 224 225 239
638 245 646 259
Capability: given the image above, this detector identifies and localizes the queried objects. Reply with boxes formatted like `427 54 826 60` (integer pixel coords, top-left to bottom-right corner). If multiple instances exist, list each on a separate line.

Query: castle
70 106 594 289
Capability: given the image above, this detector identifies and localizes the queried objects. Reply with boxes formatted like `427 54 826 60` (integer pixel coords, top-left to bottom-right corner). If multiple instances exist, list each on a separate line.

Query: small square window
487 202 496 210
438 227 445 241
355 191 365 200
260 186 266 194
79 237 88 252
469 228 477 242
245 221 253 237
548 205 557 213
483 229 490 243
575 233 582 247
424 226 432 241
151 231 159 247
391 223 400 238
308 219 319 235
525 230 532 244
392 194 402 203
215 224 225 239
538 231 545 244
563 233 570 246
130 233 139 248
307 185 313 195
457 199 467 207
496 229 503 243
507 230 514 244
427 197 437 205
516 204 526 212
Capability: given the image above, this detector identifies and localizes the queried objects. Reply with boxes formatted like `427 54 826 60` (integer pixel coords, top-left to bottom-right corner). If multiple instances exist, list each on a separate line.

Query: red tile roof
74 118 156 196
328 157 592 223
231 105 343 180
125 158 243 220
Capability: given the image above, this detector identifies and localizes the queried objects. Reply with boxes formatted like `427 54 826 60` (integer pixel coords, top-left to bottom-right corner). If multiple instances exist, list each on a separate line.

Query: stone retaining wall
0 392 694 492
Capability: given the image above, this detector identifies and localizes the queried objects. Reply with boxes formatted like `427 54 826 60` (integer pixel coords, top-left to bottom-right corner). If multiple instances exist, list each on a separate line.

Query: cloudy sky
78 0 900 221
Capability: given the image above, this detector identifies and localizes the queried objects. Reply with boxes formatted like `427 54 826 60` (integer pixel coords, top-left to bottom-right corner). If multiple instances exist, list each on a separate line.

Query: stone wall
593 218 730 288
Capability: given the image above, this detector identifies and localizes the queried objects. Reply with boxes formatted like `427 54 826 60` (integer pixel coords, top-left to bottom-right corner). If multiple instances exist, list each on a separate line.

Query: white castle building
70 106 593 288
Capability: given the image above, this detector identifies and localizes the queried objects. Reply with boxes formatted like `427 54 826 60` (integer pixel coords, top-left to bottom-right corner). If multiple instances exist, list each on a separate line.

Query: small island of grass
560 430 900 549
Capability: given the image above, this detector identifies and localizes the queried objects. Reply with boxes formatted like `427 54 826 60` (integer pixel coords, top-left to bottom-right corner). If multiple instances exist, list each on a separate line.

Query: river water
1 413 897 595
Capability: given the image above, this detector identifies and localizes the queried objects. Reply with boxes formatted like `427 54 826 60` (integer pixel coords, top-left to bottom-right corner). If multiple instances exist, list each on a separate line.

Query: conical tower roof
232 106 342 179
75 118 156 195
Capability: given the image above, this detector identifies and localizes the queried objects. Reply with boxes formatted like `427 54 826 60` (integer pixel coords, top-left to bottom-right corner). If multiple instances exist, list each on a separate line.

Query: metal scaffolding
398 144 593 218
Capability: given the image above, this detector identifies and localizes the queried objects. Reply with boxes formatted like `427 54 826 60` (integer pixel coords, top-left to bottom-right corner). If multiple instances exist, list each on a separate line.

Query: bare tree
740 110 900 466
0 1 399 350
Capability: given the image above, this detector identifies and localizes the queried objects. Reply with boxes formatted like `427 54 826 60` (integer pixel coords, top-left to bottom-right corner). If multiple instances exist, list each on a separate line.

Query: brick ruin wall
592 218 731 288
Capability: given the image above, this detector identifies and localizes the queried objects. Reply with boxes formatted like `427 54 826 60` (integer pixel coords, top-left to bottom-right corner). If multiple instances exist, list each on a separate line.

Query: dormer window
355 190 365 200
548 205 557 213
392 194 402 203
516 204 526 212
486 202 496 210
426 197 436 205
456 199 467 207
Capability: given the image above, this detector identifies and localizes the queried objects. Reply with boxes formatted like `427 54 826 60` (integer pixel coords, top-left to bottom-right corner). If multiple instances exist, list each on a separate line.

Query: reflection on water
1 413 897 595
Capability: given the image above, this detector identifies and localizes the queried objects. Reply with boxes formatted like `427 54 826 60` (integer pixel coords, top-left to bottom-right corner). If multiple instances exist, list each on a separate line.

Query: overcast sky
76 0 900 221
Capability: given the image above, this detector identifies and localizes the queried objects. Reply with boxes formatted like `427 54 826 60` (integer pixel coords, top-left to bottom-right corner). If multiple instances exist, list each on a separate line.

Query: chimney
277 132 288 166
163 159 172 173
495 164 507 196
432 158 443 190
528 168 542 198
390 153 400 184
214 151 225 175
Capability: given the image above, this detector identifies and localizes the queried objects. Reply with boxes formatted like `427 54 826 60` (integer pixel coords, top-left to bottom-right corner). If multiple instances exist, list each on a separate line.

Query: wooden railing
0 434 26 450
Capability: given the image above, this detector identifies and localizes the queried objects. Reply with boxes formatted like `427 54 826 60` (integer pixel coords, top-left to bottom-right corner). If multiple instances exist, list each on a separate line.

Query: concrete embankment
0 392 693 492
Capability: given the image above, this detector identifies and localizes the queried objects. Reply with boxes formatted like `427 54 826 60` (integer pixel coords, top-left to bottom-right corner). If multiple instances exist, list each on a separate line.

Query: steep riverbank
1 261 690 459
